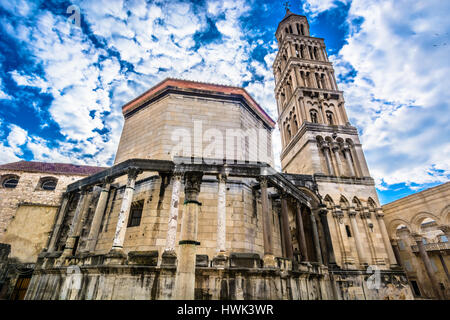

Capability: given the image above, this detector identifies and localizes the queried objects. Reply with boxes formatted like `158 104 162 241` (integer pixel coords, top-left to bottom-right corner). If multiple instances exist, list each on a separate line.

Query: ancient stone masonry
382 182 450 300
6 9 416 300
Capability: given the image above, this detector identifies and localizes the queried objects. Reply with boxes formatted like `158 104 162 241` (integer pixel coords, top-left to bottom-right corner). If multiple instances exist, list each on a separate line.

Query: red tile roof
121 78 276 128
0 161 106 176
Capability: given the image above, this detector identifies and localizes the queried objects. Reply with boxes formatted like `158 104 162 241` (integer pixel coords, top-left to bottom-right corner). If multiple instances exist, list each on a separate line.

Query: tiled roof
0 161 106 176
121 78 276 128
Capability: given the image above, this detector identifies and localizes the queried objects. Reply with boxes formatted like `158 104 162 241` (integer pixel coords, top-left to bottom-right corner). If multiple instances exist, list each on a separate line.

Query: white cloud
333 0 450 187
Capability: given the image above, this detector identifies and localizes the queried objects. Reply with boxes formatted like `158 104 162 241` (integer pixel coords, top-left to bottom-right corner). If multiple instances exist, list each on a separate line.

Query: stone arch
410 212 442 233
440 205 450 225
388 219 412 239
297 186 321 209
324 194 334 209
339 195 350 209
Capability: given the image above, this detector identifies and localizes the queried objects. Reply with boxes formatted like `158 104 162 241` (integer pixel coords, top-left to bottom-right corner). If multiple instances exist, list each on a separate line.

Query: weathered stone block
128 250 159 266
229 252 261 269
196 254 209 267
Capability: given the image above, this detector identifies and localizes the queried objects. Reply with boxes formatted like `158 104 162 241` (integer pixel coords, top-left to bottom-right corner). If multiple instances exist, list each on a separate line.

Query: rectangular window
345 225 352 237
410 280 421 296
127 200 144 227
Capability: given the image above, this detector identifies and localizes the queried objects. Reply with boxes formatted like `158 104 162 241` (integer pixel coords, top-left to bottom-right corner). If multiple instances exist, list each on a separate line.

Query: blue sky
0 0 449 204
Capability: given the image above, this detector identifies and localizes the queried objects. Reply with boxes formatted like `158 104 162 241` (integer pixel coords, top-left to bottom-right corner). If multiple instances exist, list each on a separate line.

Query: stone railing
411 242 450 253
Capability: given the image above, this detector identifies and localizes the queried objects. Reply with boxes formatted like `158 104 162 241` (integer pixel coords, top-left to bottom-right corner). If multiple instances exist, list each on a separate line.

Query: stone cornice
280 122 359 161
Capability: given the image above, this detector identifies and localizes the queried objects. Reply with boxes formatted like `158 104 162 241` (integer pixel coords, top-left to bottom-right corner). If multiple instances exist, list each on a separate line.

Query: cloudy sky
0 0 448 204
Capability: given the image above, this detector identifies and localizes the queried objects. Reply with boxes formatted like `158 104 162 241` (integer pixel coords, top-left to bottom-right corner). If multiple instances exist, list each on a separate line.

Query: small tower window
310 110 318 123
2 176 19 189
286 124 292 140
301 24 305 35
128 200 144 227
326 111 334 125
296 24 300 35
295 44 300 57
289 25 293 34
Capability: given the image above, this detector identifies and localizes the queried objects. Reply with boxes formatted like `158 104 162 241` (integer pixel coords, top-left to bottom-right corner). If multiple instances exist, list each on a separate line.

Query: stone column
321 142 335 176
260 177 276 267
110 167 141 254
331 142 343 177
391 239 402 267
331 206 347 266
216 174 227 254
348 207 367 267
342 144 356 177
60 188 89 259
47 194 70 252
280 195 293 260
173 172 203 300
162 173 182 265
438 254 449 281
412 233 444 300
295 203 309 262
86 181 112 252
318 205 337 266
310 209 323 264
375 209 398 267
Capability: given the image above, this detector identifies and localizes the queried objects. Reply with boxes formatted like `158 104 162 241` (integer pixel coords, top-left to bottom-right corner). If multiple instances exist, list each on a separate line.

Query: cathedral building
1 10 415 300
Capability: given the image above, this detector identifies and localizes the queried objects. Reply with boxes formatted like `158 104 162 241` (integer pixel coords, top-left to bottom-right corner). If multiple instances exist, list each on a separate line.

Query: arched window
285 27 289 34
296 24 300 34
39 177 58 191
289 25 293 34
314 47 319 60
2 175 19 189
326 111 334 125
293 115 298 132
300 24 305 35
286 124 292 140
310 109 319 123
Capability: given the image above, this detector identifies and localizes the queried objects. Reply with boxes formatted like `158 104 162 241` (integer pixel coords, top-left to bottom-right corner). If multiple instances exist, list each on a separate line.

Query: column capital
318 204 328 216
184 171 203 202
375 208 384 218
348 207 357 217
438 225 450 234
126 166 142 180
217 173 227 183
331 142 340 151
258 176 269 188
360 207 371 219
411 233 423 243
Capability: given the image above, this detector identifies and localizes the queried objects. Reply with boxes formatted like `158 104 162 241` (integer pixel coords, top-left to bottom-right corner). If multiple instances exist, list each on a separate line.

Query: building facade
5 11 415 300
0 161 104 299
383 182 450 300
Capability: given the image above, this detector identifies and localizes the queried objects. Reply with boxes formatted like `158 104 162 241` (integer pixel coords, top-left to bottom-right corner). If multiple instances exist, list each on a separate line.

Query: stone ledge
229 252 262 269
128 251 159 266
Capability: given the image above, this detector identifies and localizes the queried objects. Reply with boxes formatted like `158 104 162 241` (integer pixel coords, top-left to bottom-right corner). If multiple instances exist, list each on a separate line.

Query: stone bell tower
273 9 400 270
273 9 370 179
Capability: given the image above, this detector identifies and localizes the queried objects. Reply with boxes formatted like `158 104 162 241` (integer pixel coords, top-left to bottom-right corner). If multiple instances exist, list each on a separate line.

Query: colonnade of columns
319 139 360 178
325 203 399 270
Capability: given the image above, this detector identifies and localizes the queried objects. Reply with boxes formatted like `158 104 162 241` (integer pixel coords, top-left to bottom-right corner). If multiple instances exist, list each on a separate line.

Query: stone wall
58 176 286 261
24 253 413 300
0 170 86 241
114 94 274 166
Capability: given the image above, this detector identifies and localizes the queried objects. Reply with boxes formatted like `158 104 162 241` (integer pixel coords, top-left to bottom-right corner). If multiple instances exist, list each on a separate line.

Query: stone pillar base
161 250 177 267
263 254 277 268
105 249 127 265
212 254 229 268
